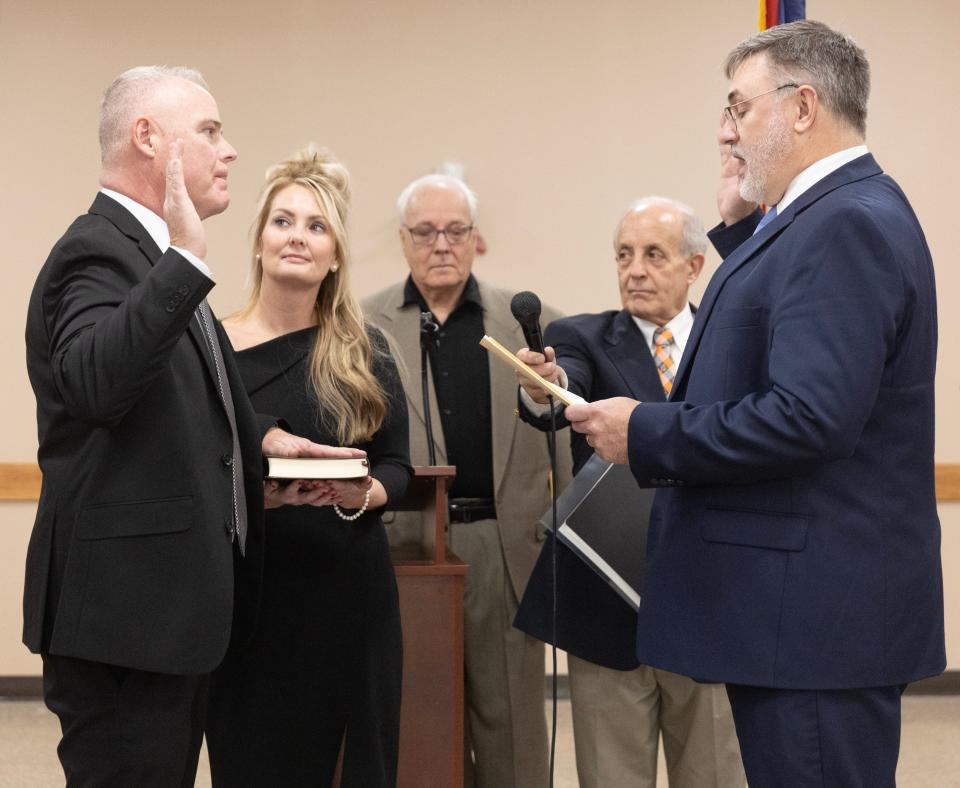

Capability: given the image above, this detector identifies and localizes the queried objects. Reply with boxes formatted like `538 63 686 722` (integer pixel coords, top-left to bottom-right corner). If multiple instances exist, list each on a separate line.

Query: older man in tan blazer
362 172 571 788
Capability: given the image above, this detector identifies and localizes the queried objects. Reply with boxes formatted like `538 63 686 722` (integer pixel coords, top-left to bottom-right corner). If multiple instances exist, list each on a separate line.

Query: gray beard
737 114 790 204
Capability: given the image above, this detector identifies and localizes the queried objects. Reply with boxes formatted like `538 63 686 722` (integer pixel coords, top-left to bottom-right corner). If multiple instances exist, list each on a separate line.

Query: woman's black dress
206 326 411 787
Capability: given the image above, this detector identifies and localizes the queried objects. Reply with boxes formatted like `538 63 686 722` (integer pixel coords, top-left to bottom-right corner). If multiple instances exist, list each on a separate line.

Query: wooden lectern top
389 466 467 574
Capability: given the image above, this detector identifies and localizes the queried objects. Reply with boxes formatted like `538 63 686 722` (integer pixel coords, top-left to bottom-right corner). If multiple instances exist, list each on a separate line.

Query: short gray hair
99 66 208 165
617 196 708 258
724 20 869 136
396 173 478 223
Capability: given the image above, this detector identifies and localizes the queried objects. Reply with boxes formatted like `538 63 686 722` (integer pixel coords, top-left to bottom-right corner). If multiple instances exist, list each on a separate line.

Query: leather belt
448 498 497 523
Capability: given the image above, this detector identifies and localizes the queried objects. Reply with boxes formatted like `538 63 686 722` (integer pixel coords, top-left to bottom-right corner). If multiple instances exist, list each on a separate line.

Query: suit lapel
671 154 883 398
90 192 164 267
187 308 223 394
604 311 664 401
477 282 523 501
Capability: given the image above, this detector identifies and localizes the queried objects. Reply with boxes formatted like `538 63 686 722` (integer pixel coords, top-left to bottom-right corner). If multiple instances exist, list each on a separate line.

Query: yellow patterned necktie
653 327 676 396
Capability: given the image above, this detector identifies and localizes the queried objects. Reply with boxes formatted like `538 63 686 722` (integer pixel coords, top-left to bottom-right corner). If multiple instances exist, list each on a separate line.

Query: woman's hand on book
262 428 367 459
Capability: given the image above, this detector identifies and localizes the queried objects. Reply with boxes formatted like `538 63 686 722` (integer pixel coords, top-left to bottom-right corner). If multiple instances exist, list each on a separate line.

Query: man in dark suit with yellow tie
24 66 358 787
515 198 744 788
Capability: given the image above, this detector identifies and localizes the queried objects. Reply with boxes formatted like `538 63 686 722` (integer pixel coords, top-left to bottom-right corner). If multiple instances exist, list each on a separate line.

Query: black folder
541 454 653 611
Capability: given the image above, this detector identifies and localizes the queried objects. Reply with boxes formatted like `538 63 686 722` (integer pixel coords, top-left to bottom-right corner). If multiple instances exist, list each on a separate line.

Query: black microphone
419 311 440 351
510 291 545 354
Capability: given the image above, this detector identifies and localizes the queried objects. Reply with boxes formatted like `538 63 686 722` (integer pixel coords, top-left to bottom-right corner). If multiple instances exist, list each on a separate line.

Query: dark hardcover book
263 456 369 480
542 453 653 611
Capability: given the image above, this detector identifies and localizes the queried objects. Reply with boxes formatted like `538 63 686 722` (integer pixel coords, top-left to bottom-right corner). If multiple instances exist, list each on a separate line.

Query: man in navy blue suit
559 20 945 787
515 198 744 787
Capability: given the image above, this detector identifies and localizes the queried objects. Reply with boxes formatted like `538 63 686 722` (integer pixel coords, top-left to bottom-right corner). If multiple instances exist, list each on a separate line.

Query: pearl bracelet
333 487 371 522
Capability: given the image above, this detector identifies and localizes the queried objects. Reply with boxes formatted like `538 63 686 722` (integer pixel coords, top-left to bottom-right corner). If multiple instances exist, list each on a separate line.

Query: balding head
99 66 208 167
614 197 706 325
397 174 478 224
98 66 237 219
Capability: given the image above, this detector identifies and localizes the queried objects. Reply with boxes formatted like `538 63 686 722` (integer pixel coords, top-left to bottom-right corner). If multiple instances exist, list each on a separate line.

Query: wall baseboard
904 671 960 695
542 670 960 700
0 676 42 698
4 671 957 701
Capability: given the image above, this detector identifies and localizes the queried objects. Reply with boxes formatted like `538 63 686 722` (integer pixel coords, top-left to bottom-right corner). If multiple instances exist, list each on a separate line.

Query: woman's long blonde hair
241 147 387 444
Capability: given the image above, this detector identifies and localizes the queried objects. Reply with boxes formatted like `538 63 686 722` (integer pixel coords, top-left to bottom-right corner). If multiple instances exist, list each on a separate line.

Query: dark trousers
42 653 209 788
726 683 906 788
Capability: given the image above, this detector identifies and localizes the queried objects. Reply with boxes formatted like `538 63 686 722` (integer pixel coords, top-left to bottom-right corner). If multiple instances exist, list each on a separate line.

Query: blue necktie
753 205 778 235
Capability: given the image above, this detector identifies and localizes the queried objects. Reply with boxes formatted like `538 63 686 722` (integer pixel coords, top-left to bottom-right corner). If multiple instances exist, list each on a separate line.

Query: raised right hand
164 139 207 259
717 135 757 227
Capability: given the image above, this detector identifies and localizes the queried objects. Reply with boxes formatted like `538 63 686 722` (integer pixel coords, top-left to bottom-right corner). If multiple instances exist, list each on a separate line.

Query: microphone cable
545 393 559 788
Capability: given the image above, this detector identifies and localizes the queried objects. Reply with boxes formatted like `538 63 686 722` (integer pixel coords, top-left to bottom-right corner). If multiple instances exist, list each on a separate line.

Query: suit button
224 519 234 535
221 454 233 466
165 304 176 313
177 285 190 296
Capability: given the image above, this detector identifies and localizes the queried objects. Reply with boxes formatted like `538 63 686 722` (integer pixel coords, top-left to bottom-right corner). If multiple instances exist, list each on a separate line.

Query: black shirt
404 275 494 500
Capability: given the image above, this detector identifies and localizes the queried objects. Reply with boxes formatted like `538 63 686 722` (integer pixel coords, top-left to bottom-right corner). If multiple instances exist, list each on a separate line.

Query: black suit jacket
24 193 267 675
514 309 671 670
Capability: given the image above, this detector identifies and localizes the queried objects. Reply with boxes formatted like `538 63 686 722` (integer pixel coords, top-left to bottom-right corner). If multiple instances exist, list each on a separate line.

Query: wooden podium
390 466 466 788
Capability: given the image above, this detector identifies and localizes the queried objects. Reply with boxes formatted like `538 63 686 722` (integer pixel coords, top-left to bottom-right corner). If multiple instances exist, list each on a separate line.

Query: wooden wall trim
2 463 960 502
0 464 42 501
935 464 960 502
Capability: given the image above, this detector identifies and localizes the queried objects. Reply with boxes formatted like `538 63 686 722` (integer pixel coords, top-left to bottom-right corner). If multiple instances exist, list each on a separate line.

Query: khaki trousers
568 655 745 788
450 518 548 788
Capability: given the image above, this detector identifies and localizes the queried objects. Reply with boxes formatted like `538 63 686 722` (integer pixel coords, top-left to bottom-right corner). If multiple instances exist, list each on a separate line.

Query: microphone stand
419 311 440 466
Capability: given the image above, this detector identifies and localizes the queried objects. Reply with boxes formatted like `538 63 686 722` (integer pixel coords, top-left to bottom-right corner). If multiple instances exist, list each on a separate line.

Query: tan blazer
362 278 572 598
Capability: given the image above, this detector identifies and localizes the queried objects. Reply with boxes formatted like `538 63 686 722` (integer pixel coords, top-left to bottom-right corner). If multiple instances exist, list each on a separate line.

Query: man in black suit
24 66 358 787
514 198 744 787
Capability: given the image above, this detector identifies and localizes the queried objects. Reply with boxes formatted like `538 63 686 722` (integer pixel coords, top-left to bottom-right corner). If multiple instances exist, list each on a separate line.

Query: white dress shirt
776 145 869 214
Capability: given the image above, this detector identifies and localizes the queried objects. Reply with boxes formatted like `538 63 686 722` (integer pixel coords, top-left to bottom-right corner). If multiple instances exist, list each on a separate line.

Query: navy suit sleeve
707 208 763 259
629 200 907 485
44 234 212 427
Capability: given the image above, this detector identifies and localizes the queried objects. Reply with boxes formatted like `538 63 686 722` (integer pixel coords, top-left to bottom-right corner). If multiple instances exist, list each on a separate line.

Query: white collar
776 145 870 213
99 188 170 251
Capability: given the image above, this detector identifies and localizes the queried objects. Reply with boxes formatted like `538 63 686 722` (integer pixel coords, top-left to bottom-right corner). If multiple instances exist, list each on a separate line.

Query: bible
264 456 369 480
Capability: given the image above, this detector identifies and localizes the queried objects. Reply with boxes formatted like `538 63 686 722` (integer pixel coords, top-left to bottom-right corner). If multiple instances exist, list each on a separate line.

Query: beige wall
1 0 956 675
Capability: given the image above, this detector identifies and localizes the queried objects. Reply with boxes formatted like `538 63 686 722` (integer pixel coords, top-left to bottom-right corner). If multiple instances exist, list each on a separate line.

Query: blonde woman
206 149 411 787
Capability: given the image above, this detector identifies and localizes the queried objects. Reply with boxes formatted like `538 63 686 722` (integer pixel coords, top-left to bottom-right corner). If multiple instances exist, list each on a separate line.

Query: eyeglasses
403 223 474 247
721 83 799 132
